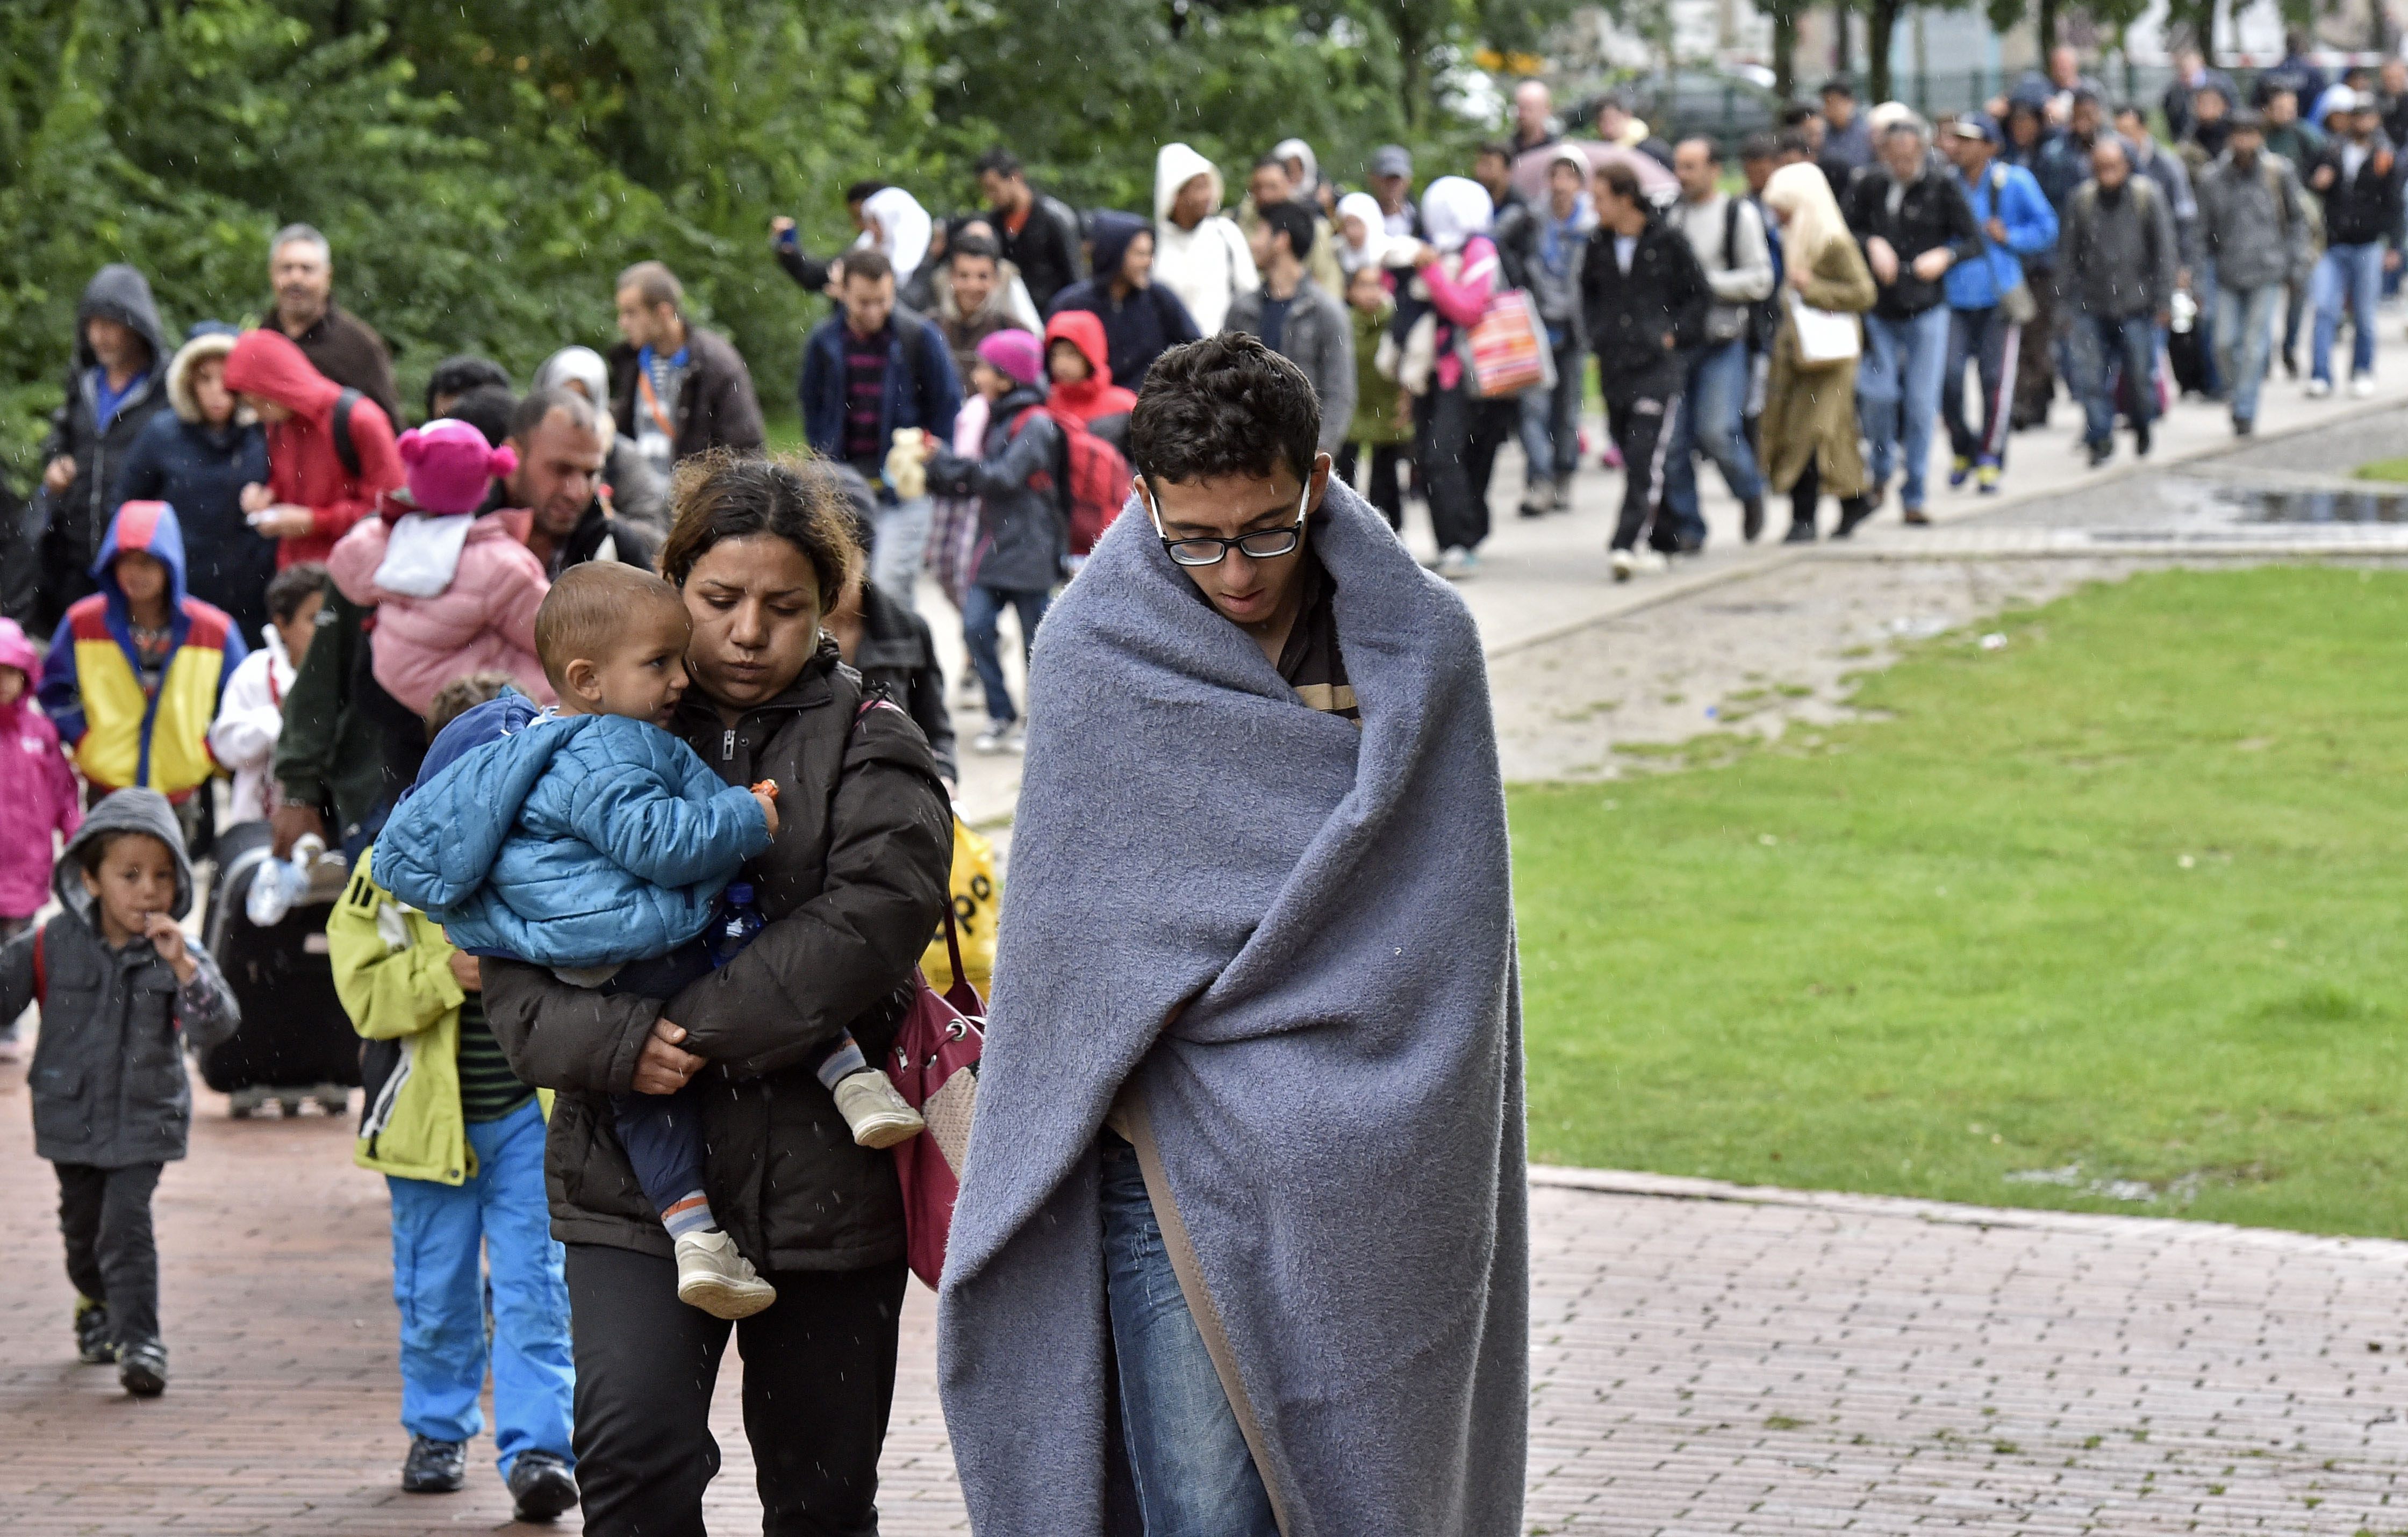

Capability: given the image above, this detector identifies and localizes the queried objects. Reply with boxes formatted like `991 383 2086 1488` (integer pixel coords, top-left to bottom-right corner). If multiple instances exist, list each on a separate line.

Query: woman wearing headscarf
1043 212 1201 390
1407 175 1511 578
1757 162 1879 541
1335 191 1393 276
856 185 937 310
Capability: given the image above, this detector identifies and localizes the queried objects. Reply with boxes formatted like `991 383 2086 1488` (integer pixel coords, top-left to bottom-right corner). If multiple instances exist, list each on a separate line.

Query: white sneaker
1436 547 1474 579
972 722 1021 761
833 1069 926 1150
2351 375 2377 398
674 1229 777 1319
1610 548 1636 583
2306 377 2333 398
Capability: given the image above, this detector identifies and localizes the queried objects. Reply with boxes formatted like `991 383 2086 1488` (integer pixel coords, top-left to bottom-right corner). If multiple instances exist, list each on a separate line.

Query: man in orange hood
220 328 404 569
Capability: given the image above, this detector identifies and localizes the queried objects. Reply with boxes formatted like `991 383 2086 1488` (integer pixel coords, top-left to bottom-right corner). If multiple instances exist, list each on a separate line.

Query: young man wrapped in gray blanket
938 331 1528 1537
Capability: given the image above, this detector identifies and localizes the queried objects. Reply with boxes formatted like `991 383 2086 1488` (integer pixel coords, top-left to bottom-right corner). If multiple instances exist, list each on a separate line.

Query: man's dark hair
1681 135 1724 164
657 451 861 610
1475 140 1515 163
1781 103 1818 129
1130 333 1320 492
509 386 598 446
843 248 894 286
1258 200 1317 261
425 354 512 417
1821 76 1856 100
949 233 1001 266
2070 87 2101 108
449 384 518 451
1594 161 1644 205
844 179 890 207
975 147 1024 179
1775 130 1814 158
1739 132 1778 162
1252 151 1291 174
1595 91 1629 113
2112 100 2144 121
267 561 326 625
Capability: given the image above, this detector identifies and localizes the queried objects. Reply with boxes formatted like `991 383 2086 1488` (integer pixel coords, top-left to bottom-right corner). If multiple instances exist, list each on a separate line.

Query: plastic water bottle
707 882 766 969
246 834 325 928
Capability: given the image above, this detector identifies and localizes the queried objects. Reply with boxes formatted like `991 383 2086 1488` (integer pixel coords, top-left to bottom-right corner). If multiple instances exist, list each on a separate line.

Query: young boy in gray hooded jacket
0 787 239 1398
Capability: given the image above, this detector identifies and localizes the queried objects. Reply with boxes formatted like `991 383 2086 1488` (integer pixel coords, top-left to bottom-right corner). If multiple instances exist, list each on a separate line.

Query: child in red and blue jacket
38 500 246 810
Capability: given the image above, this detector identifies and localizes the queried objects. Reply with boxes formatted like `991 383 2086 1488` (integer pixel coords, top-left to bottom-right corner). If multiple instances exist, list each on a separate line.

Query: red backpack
1013 405 1131 557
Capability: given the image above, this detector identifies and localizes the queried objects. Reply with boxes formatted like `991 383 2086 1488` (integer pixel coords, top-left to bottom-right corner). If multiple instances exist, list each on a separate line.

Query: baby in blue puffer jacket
376 563 926 1320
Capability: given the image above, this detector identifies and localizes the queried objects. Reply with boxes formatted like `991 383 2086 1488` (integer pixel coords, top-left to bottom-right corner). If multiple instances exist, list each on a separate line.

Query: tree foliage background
0 0 1572 476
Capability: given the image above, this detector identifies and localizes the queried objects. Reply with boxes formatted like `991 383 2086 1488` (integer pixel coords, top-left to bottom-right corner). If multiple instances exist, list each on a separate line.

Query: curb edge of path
1488 387 2408 660
1528 1162 2408 1261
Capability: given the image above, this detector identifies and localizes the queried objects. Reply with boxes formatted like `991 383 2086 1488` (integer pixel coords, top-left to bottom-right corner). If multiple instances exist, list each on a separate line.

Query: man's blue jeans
2073 312 2159 445
386 1098 575 1479
1100 1134 1278 1537
1516 334 1585 490
962 584 1050 727
2215 283 2284 424
2311 241 2383 383
1665 337 1763 541
1859 306 1951 510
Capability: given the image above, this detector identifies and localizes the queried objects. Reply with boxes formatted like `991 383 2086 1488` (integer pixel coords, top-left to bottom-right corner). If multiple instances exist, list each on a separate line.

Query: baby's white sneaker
834 1069 926 1150
674 1229 777 1319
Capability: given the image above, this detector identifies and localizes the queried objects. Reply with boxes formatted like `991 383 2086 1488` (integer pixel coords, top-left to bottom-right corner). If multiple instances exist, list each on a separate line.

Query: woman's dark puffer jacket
481 640 953 1272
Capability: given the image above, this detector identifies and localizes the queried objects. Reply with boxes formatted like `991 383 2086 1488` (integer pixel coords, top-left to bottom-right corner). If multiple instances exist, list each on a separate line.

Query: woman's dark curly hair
656 450 861 612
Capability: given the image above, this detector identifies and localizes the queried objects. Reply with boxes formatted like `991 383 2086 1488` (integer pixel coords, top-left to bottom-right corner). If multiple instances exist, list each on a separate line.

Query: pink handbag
887 908 985 1289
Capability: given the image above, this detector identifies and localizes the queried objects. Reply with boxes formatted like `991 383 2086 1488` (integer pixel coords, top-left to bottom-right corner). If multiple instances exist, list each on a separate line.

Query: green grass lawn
1511 566 2408 1238
2356 455 2408 482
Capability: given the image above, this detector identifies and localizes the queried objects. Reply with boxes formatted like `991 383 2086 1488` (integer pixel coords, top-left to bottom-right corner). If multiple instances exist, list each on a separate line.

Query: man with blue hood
34 265 173 633
1046 210 1203 390
39 500 246 834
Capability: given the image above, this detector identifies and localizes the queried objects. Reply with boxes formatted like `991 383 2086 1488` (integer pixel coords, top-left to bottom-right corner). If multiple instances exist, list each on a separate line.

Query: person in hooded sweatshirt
110 325 275 640
1151 142 1259 336
1043 310 1137 449
1045 212 1202 391
39 501 247 834
34 265 173 634
0 787 241 1398
220 326 405 570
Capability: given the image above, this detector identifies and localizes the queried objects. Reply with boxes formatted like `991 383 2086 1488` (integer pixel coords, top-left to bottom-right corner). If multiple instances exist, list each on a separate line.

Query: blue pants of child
385 1097 575 1479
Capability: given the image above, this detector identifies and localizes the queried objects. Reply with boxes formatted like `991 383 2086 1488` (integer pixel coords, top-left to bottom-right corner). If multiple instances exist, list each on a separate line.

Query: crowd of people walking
0 44 2403 1533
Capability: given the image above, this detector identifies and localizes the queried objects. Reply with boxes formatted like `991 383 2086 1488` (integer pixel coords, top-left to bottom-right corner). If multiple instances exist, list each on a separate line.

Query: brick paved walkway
6 1066 2407 1534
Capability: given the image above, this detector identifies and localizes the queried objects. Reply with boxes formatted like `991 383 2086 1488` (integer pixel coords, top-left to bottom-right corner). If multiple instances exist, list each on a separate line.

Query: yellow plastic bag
921 816 998 993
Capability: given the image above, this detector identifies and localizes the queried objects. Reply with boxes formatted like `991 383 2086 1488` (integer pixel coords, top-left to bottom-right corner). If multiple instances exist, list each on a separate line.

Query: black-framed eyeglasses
1144 481 1310 568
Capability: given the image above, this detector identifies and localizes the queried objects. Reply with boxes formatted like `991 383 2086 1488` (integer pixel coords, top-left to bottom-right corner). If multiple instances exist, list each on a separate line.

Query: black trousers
565 1242 908 1537
1423 385 1516 554
1604 386 1684 553
57 1161 163 1345
1335 441 1408 530
1787 457 1870 536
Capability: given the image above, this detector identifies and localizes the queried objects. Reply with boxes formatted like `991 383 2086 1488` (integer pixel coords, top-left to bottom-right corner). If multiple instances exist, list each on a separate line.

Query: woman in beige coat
1760 163 1880 541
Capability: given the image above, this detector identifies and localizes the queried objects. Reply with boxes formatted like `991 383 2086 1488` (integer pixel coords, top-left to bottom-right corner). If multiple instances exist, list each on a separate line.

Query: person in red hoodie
220 328 404 569
1043 310 1137 449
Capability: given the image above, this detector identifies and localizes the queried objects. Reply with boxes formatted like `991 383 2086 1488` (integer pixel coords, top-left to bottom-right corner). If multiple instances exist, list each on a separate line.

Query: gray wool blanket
937 479 1527 1536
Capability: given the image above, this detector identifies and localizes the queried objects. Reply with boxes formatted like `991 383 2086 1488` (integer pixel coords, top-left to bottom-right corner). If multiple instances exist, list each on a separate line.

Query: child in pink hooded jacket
0 614 82 1047
327 418 554 715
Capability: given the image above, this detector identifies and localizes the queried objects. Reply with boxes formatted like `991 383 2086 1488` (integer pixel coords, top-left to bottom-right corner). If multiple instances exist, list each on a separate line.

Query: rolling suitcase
199 821 360 1117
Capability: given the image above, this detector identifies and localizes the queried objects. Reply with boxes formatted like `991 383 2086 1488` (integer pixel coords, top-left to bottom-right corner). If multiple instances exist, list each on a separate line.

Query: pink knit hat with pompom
396 419 519 516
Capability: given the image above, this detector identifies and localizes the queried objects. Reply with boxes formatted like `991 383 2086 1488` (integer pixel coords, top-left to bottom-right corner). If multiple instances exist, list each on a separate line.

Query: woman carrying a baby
397 452 953 1536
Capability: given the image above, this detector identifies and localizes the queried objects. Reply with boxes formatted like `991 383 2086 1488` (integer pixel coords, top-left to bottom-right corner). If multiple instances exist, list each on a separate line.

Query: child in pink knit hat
327 419 556 714
0 615 80 1059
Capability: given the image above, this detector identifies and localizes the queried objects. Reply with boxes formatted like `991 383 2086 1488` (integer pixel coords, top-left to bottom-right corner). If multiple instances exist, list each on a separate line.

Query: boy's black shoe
402 1435 467 1494
507 1450 580 1522
73 1298 113 1364
117 1339 167 1398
